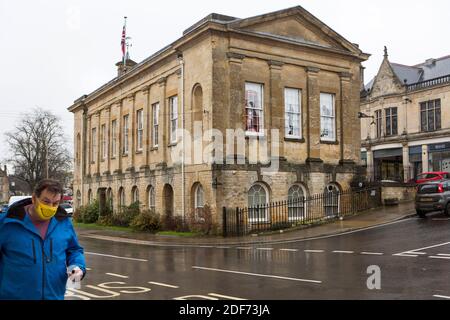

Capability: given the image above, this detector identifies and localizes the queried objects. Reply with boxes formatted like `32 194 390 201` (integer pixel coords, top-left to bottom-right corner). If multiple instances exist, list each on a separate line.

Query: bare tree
4 108 72 191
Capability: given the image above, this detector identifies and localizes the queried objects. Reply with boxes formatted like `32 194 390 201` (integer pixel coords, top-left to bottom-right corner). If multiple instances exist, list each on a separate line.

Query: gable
241 16 345 50
369 59 404 98
227 6 365 57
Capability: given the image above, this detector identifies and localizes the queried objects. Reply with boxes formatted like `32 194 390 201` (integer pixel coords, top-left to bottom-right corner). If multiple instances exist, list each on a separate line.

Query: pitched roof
365 54 450 92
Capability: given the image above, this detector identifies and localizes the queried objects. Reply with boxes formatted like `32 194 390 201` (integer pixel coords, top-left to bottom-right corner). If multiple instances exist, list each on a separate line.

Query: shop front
428 142 450 172
373 148 403 182
409 146 423 179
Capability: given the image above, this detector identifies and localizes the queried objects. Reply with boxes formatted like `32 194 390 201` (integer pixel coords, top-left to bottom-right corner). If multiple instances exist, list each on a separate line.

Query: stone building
0 165 10 203
69 6 369 226
361 48 450 182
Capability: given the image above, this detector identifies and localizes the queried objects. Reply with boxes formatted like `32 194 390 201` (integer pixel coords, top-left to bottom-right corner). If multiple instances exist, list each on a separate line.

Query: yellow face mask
35 199 58 221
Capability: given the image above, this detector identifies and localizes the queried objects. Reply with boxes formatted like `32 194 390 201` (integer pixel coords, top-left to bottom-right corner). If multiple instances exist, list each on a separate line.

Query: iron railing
222 186 382 237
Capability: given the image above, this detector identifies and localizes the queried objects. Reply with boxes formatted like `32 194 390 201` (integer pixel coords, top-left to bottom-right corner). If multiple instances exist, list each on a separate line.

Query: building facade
361 48 450 182
0 166 10 203
69 6 368 226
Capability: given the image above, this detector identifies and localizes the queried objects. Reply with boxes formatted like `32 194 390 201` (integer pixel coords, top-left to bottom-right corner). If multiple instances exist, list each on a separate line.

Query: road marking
256 248 274 251
280 249 299 252
148 281 179 289
398 242 450 254
432 218 450 221
433 295 450 299
208 293 247 300
192 266 322 284
360 252 384 256
85 252 148 262
437 253 450 257
105 273 129 279
86 268 92 271
304 250 324 253
393 253 418 257
333 250 354 254
198 246 214 248
236 247 253 250
215 246 231 249
429 256 450 260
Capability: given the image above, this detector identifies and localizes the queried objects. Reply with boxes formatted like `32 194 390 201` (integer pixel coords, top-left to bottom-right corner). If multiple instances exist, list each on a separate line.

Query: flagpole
123 16 127 66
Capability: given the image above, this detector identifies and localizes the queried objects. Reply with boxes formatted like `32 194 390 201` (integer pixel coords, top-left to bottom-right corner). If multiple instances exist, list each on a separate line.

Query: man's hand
67 265 83 283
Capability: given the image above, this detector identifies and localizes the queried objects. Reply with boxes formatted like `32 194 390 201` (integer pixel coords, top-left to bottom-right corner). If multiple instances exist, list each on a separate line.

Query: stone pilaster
157 77 168 163
268 60 284 159
227 52 245 159
128 93 136 172
142 85 151 168
339 72 353 164
305 66 322 163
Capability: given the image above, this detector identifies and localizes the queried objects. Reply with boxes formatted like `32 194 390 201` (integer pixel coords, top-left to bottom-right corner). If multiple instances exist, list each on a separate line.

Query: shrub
130 209 162 232
161 214 189 232
112 201 140 227
82 200 100 224
73 200 100 224
187 204 215 235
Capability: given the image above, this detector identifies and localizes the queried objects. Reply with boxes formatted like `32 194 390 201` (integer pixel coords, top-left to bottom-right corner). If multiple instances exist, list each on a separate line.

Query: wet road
66 212 450 300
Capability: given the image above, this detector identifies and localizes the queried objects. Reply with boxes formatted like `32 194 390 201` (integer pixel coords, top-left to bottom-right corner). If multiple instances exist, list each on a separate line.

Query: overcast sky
1 0 449 168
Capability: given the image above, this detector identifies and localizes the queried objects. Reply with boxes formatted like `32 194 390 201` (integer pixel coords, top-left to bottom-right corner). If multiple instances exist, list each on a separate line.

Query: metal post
222 207 227 237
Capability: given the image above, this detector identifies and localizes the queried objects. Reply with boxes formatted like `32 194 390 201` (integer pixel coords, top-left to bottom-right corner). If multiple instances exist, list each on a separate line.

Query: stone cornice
227 52 245 64
305 66 320 74
157 77 167 86
339 72 353 80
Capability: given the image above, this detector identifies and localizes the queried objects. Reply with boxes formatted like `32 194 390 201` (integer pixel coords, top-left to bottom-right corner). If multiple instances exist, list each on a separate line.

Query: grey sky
1 0 449 168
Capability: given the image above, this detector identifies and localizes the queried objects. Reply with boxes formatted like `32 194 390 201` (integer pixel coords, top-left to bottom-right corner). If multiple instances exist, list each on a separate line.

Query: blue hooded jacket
0 198 86 300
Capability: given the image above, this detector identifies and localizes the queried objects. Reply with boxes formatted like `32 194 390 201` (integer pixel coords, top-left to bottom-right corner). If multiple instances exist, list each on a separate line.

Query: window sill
122 153 129 158
320 140 339 145
111 157 116 160
150 147 159 151
168 143 178 147
136 150 143 154
245 134 266 140
284 137 305 143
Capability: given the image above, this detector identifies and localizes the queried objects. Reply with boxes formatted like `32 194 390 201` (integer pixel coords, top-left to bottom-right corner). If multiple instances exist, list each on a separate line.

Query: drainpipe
178 53 185 221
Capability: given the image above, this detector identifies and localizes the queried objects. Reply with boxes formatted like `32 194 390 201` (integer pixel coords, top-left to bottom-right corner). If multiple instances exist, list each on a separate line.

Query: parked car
415 180 450 218
410 172 450 184
0 204 8 213
60 203 73 216
8 195 32 207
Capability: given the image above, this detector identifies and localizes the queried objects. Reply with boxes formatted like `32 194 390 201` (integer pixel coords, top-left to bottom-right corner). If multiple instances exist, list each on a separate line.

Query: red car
413 172 450 184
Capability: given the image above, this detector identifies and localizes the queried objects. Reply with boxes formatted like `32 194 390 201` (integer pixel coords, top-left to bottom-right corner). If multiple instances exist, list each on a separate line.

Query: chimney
360 66 365 92
425 58 436 67
3 165 6 175
116 58 137 77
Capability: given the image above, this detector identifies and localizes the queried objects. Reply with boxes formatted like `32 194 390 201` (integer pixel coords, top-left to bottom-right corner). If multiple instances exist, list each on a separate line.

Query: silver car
415 180 450 218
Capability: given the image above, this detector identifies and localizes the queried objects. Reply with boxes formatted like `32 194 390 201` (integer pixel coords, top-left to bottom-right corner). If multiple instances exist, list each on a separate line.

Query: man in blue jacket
0 179 86 300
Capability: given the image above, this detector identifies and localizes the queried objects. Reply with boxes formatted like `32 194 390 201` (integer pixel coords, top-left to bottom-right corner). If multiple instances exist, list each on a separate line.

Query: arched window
288 184 307 221
76 190 81 209
132 186 139 205
147 185 155 210
87 189 92 204
118 187 125 210
324 183 341 218
194 184 204 219
107 188 113 212
248 183 269 223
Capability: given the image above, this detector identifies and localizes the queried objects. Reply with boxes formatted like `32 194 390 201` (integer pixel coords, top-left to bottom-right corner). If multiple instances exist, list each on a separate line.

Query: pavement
75 201 417 246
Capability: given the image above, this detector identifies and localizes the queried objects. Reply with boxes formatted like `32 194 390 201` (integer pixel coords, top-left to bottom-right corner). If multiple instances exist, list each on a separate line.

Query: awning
373 148 402 159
